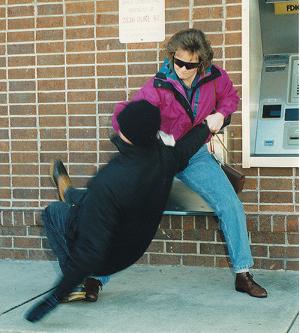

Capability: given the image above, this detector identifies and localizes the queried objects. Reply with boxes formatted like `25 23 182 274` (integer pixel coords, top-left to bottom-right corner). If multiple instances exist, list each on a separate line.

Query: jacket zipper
154 65 222 124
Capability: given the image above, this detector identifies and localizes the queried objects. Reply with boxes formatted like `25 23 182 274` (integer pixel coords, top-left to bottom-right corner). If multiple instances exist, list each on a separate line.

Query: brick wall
0 0 298 270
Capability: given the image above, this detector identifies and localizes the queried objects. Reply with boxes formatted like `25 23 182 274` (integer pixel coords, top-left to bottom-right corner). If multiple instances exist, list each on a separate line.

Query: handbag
210 135 245 194
210 79 245 193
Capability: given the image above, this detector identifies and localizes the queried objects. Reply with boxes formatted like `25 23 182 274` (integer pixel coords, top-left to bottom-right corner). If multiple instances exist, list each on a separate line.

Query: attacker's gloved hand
25 294 59 323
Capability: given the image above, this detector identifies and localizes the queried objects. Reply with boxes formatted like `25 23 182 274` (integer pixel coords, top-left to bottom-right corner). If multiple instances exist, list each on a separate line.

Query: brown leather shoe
84 278 102 302
50 160 72 202
235 272 267 298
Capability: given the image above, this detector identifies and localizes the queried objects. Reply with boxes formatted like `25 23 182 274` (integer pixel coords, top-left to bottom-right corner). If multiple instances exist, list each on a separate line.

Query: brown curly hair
166 28 214 74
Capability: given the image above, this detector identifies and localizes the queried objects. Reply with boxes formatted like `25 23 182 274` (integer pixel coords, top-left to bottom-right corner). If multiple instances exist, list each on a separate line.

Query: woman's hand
205 112 225 134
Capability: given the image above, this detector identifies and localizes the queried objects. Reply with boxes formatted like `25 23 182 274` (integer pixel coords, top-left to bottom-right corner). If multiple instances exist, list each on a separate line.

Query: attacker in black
25 100 210 322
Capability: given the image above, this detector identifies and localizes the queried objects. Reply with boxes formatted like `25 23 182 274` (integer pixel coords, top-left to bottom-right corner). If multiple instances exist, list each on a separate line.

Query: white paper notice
119 0 165 43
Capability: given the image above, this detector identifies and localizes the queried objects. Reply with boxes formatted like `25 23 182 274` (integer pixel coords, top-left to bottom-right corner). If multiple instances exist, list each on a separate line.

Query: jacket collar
111 135 159 156
156 58 221 85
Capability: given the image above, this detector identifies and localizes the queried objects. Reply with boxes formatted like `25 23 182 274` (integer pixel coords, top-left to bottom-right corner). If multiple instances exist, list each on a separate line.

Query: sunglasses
173 57 201 70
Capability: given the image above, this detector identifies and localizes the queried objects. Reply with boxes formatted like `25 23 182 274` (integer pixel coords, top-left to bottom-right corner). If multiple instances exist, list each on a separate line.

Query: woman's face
173 48 200 82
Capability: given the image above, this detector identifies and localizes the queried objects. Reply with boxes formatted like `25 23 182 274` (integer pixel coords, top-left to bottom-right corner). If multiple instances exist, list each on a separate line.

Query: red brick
200 243 227 255
37 4 63 16
170 216 182 229
160 216 171 229
97 65 126 76
38 92 65 103
69 141 97 151
250 245 268 257
182 255 214 266
287 216 298 232
226 19 241 31
36 17 63 28
7 31 34 42
38 104 66 115
28 249 56 261
260 205 295 213
260 168 293 177
286 247 299 258
13 189 39 200
259 215 272 232
69 152 97 163
193 7 223 20
12 177 38 187
69 128 96 139
8 68 35 79
193 20 222 32
260 192 293 204
8 5 34 17
66 2 94 14
37 67 65 79
286 261 299 270
251 232 285 244
11 153 38 163
269 246 286 258
0 249 28 260
226 5 241 18
36 42 64 54
0 237 12 247
155 229 182 241
183 229 215 241
67 66 95 77
149 254 181 265
166 8 189 21
36 29 63 41
11 141 37 151
68 103 96 115
253 258 284 270
96 39 124 51
14 237 41 248
67 15 94 26
194 0 221 4
246 216 258 232
215 256 231 268
166 242 197 254
96 26 118 38
96 0 118 12
260 178 293 191
66 28 94 40
146 241 164 253
272 215 286 232
68 91 96 102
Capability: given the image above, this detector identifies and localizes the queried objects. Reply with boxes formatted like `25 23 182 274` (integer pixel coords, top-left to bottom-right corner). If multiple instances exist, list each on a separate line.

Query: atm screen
285 108 299 121
262 105 281 118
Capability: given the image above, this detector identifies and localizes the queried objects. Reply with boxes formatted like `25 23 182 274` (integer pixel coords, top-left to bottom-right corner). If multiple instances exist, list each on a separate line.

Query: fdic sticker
274 2 299 15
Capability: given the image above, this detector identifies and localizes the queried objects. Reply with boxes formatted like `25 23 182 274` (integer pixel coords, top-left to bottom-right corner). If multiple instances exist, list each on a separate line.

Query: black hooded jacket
53 123 210 300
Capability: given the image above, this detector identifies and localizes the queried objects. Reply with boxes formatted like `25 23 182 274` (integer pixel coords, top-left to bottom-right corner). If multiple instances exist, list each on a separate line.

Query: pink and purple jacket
112 59 240 141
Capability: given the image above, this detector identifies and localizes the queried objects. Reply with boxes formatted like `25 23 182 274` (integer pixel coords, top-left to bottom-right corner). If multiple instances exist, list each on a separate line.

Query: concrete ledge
164 178 214 216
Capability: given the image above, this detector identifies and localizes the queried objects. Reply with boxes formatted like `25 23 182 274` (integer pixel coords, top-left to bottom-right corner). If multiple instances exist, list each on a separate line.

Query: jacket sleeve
112 77 161 133
214 67 240 118
173 122 210 173
52 182 120 300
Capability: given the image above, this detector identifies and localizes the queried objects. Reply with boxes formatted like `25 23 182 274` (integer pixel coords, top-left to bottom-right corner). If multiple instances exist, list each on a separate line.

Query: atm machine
254 53 299 155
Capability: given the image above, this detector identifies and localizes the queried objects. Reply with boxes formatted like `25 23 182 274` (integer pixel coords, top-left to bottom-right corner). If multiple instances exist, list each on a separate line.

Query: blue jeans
42 187 110 286
177 145 254 273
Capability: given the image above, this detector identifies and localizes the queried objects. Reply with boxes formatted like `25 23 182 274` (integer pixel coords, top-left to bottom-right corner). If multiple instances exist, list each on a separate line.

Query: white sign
119 0 165 43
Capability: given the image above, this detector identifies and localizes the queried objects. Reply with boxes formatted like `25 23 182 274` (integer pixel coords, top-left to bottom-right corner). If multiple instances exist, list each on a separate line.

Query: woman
112 29 267 298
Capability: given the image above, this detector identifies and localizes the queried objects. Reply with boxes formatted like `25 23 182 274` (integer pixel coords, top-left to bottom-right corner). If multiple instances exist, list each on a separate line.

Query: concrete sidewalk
0 260 298 333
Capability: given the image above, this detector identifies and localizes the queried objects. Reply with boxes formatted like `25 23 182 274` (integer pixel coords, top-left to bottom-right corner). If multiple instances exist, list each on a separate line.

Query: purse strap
211 80 233 164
